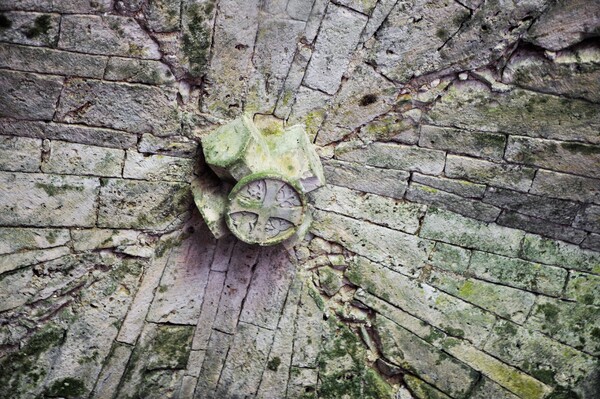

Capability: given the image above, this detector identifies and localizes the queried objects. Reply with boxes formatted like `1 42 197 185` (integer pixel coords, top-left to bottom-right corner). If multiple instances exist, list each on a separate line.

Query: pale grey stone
469 377 520 399
123 151 195 182
574 205 600 234
264 0 287 15
526 0 600 51
530 169 600 205
336 0 377 15
41 141 124 177
0 227 69 255
104 57 175 85
484 320 597 389
138 134 198 158
521 233 600 275
286 0 315 21
143 0 181 32
0 11 59 47
291 284 322 368
5 0 112 13
506 136 600 179
303 0 328 42
445 155 536 192
310 184 425 234
349 257 496 347
190 175 230 239
91 343 133 399
0 70 63 121
303 4 367 94
407 182 501 222
317 62 397 145
195 329 234 397
286 85 331 139
239 246 295 330
214 322 275 398
430 242 471 274
470 251 567 297
420 208 525 257
41 123 137 149
212 244 260 334
427 270 535 324
179 376 198 398
0 43 106 78
97 178 191 230
185 350 206 378
336 141 446 175
412 173 486 199
0 267 33 312
312 209 434 276
323 159 410 199
419 125 506 161
71 229 142 252
201 0 260 118
483 187 582 225
147 227 215 324
497 211 586 245
357 111 421 145
0 246 70 275
375 314 479 398
360 0 397 42
274 46 314 119
502 47 600 103
191 271 227 350
0 135 41 172
246 18 306 114
427 81 600 144
59 15 161 59
56 79 180 136
0 172 99 227
527 296 600 355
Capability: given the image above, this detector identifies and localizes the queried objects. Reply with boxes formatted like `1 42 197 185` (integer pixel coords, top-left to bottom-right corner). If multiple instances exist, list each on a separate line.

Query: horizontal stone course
123 151 195 182
574 204 600 233
0 43 107 78
445 155 535 192
505 136 600 179
529 169 600 205
0 69 63 120
0 11 60 47
41 140 124 177
0 171 100 227
565 271 600 306
412 173 486 199
419 125 506 161
497 211 587 245
138 134 198 158
0 135 41 172
104 57 175 85
0 227 70 255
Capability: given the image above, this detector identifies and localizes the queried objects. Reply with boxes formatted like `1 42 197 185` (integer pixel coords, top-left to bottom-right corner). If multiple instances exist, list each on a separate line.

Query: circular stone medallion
226 173 306 246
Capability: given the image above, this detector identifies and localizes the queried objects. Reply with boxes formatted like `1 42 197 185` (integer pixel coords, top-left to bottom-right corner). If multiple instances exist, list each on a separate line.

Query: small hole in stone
359 94 378 106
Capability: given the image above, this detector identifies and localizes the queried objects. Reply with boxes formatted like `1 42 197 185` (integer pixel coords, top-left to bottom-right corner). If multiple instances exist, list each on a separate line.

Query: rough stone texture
1 1 600 399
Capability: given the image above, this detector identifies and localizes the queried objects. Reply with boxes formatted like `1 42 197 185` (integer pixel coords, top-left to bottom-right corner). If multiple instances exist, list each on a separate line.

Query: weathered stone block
0 227 70 255
565 271 600 306
336 141 446 175
527 296 600 355
323 159 409 199
505 136 600 179
348 256 496 346
0 246 70 275
419 125 506 161
143 0 181 32
0 135 41 172
56 79 180 135
521 233 600 275
582 233 600 252
310 184 425 234
412 173 486 199
0 70 63 120
59 15 160 59
357 110 421 145
43 123 138 150
42 141 124 177
0 11 59 47
427 81 600 144
529 169 600 205
469 251 567 297
483 187 581 225
104 57 175 85
190 175 231 239
303 4 367 94
0 43 106 78
0 172 99 227
430 242 471 274
138 134 198 158
375 315 479 399
123 151 194 182
285 85 331 139
71 229 143 253
445 155 535 192
98 178 191 230
574 204 600 233
312 210 433 275
497 210 586 245
407 182 501 222
420 208 524 257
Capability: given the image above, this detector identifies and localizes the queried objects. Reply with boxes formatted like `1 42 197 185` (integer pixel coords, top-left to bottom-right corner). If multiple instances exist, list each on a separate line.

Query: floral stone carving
192 115 324 246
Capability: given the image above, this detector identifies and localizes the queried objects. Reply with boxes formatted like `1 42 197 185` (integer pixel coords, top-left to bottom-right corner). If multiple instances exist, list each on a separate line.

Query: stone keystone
194 115 325 245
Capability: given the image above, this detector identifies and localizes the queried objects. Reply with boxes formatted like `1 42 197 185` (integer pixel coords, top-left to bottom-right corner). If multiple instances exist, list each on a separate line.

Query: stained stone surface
1 1 600 399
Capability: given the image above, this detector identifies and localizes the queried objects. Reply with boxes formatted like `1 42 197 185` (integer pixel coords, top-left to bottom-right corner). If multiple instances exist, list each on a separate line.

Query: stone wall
0 0 599 398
